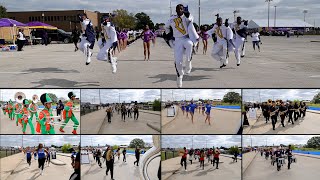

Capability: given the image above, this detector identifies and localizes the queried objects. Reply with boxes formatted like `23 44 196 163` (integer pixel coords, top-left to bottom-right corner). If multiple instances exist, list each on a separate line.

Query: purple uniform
143 30 155 42
201 31 209 40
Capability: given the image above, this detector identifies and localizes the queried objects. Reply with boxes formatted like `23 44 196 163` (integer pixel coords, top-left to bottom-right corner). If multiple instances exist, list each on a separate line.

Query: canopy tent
0 18 29 44
26 21 57 30
248 19 314 29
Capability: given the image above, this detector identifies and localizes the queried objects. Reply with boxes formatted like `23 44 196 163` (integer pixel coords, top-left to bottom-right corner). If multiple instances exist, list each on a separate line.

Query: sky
81 89 160 104
81 135 153 147
242 135 316 147
0 135 80 147
0 89 80 102
2 0 319 26
162 89 241 102
242 89 319 102
161 135 241 148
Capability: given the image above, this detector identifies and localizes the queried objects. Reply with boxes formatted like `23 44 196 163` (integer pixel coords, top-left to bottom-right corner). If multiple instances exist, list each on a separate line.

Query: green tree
228 146 240 155
112 9 136 29
61 143 72 153
129 138 145 148
135 12 154 30
113 145 118 150
288 144 296 150
47 93 58 103
0 5 7 18
305 136 320 149
153 99 161 111
311 92 320 104
223 92 241 104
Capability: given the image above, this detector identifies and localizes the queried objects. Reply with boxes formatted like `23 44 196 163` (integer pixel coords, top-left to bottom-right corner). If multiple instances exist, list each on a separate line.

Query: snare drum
278 158 284 165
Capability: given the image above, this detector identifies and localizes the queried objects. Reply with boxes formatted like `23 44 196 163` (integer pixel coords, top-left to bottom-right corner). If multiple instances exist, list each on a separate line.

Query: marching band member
97 14 118 73
299 102 306 118
207 16 234 68
142 25 155 61
2 102 8 115
59 92 79 134
20 99 35 134
164 4 199 88
285 145 293 170
34 143 49 176
189 100 197 123
14 93 25 127
230 16 248 65
262 102 270 123
8 100 14 120
204 101 213 125
79 13 95 65
38 93 55 134
23 146 33 168
288 101 294 124
29 95 39 124
270 101 278 130
293 102 300 121
278 102 287 128
181 101 186 115
199 26 209 55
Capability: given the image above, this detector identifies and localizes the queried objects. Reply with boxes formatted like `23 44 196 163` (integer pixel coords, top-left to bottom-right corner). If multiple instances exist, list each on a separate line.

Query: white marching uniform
79 19 94 64
97 22 118 73
230 22 247 64
165 14 198 87
207 24 234 66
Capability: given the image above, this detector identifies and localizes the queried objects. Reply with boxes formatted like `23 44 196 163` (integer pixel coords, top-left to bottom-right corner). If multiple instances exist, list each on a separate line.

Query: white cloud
242 135 316 147
81 135 153 147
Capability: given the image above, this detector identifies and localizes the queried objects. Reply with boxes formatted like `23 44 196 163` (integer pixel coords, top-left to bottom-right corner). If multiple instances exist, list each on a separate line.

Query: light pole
265 0 273 31
303 10 308 22
274 6 277 28
198 0 201 28
42 12 44 23
233 10 240 22
169 0 172 16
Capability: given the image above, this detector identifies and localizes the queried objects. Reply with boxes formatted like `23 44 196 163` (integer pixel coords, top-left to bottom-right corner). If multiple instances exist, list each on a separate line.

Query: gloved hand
184 11 190 18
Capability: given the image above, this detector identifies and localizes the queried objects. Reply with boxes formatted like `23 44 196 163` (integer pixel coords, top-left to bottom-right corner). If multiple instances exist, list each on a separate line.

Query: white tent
248 19 314 29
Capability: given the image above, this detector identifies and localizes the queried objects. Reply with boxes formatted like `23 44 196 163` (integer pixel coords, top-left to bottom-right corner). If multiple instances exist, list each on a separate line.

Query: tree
0 5 7 18
311 92 320 104
153 99 161 111
228 146 240 155
223 92 241 104
47 93 58 103
129 138 145 148
113 145 118 150
61 143 72 153
135 12 154 30
288 144 296 150
305 136 320 149
112 9 136 29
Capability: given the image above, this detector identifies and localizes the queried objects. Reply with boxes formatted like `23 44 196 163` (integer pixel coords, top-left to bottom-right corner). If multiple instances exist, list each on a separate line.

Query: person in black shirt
262 102 270 123
287 102 294 124
134 147 140 166
69 144 80 180
270 101 278 130
294 102 299 121
300 102 306 118
274 148 282 171
286 145 293 169
134 101 139 120
122 148 127 162
72 27 80 52
121 103 126 122
279 102 287 127
56 100 64 121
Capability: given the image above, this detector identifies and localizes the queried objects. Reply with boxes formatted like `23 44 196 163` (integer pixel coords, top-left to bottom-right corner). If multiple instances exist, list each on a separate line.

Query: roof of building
248 19 314 28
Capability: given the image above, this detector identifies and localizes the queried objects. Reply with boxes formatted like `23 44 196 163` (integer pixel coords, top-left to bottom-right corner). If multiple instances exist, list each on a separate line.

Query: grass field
161 151 181 161
0 150 20 159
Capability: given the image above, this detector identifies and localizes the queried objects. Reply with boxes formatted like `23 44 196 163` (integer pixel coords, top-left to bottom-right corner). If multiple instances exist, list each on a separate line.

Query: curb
243 112 262 134
140 110 161 116
242 152 258 174
51 159 67 166
307 110 320 114
147 123 161 133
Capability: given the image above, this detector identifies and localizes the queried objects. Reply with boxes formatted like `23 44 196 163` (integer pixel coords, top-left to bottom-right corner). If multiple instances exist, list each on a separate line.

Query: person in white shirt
165 4 199 88
251 29 261 52
207 17 234 68
230 16 248 66
17 29 26 51
79 13 95 65
96 15 118 73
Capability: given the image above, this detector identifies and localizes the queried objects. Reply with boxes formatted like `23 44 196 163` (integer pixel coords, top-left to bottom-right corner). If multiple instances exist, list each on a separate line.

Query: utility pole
265 0 273 31
274 6 277 28
198 0 201 28
169 0 172 16
233 10 240 22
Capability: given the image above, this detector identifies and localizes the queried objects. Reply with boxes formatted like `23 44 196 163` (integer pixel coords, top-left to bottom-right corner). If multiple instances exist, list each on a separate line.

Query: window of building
45 16 47 21
51 16 54 21
54 16 57 21
57 16 60 21
29 17 32 21
64 16 66 21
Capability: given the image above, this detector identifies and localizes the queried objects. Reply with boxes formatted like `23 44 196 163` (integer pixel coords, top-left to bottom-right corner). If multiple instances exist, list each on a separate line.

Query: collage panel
0 135 80 180
161 89 242 134
80 135 160 180
242 89 320 134
242 135 320 180
80 89 161 134
161 135 241 180
0 89 80 135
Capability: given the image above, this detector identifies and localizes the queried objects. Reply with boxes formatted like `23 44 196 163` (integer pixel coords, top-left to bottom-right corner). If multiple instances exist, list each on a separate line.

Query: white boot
185 61 192 74
177 75 183 88
41 169 43 175
86 52 92 65
111 57 117 73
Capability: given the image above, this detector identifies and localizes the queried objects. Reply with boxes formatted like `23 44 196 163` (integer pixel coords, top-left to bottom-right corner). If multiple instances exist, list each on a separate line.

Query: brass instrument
279 110 287 116
270 109 278 116
30 95 39 113
14 92 26 114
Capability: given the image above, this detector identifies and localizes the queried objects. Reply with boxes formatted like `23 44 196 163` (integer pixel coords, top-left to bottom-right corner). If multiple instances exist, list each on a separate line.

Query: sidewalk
0 153 24 180
161 105 179 127
242 151 258 173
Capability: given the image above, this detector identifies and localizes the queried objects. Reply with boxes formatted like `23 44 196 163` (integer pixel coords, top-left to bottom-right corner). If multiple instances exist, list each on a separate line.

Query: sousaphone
32 94 39 104
14 92 26 104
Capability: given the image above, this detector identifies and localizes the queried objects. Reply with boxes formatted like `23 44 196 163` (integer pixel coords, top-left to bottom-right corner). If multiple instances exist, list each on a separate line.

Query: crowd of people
89 146 143 180
178 100 214 125
1 91 79 134
102 101 140 123
259 145 296 171
244 99 308 130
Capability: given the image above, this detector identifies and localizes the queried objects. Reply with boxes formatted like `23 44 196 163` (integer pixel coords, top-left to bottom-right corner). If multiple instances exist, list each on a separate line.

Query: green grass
309 104 320 107
0 150 20 159
161 151 181 161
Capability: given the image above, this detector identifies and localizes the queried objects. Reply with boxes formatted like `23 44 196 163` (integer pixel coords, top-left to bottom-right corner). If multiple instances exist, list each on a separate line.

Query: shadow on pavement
31 78 100 88
25 68 80 73
149 74 210 83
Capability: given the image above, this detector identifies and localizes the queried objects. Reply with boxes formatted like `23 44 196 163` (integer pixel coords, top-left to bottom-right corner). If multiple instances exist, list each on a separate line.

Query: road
162 155 241 180
81 152 160 180
1 36 320 88
81 108 160 134
243 153 320 180
162 107 241 134
1 152 75 180
244 111 320 134
0 110 80 134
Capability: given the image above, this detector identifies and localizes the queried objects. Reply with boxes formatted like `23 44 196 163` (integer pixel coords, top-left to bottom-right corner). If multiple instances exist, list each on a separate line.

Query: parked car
32 29 72 44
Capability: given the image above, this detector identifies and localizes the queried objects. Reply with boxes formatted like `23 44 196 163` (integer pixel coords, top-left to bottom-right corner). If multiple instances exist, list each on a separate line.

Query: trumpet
37 116 79 128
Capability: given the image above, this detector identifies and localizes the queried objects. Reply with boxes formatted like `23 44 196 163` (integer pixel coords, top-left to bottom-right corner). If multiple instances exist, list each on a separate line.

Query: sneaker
185 61 192 74
177 76 183 88
59 128 65 133
111 57 117 73
185 169 188 172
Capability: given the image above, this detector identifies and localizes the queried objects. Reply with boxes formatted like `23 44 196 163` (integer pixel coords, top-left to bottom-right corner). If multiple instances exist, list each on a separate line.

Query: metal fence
0 149 20 158
80 106 101 116
161 151 180 161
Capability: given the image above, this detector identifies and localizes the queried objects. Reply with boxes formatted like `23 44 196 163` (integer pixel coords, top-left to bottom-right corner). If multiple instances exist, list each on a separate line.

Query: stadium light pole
233 10 240 22
274 6 277 28
265 0 273 31
198 0 201 28
303 10 308 22
169 0 172 16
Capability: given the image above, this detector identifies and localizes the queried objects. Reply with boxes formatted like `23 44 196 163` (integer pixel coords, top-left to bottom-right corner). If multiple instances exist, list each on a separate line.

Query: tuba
14 92 26 113
30 94 39 113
